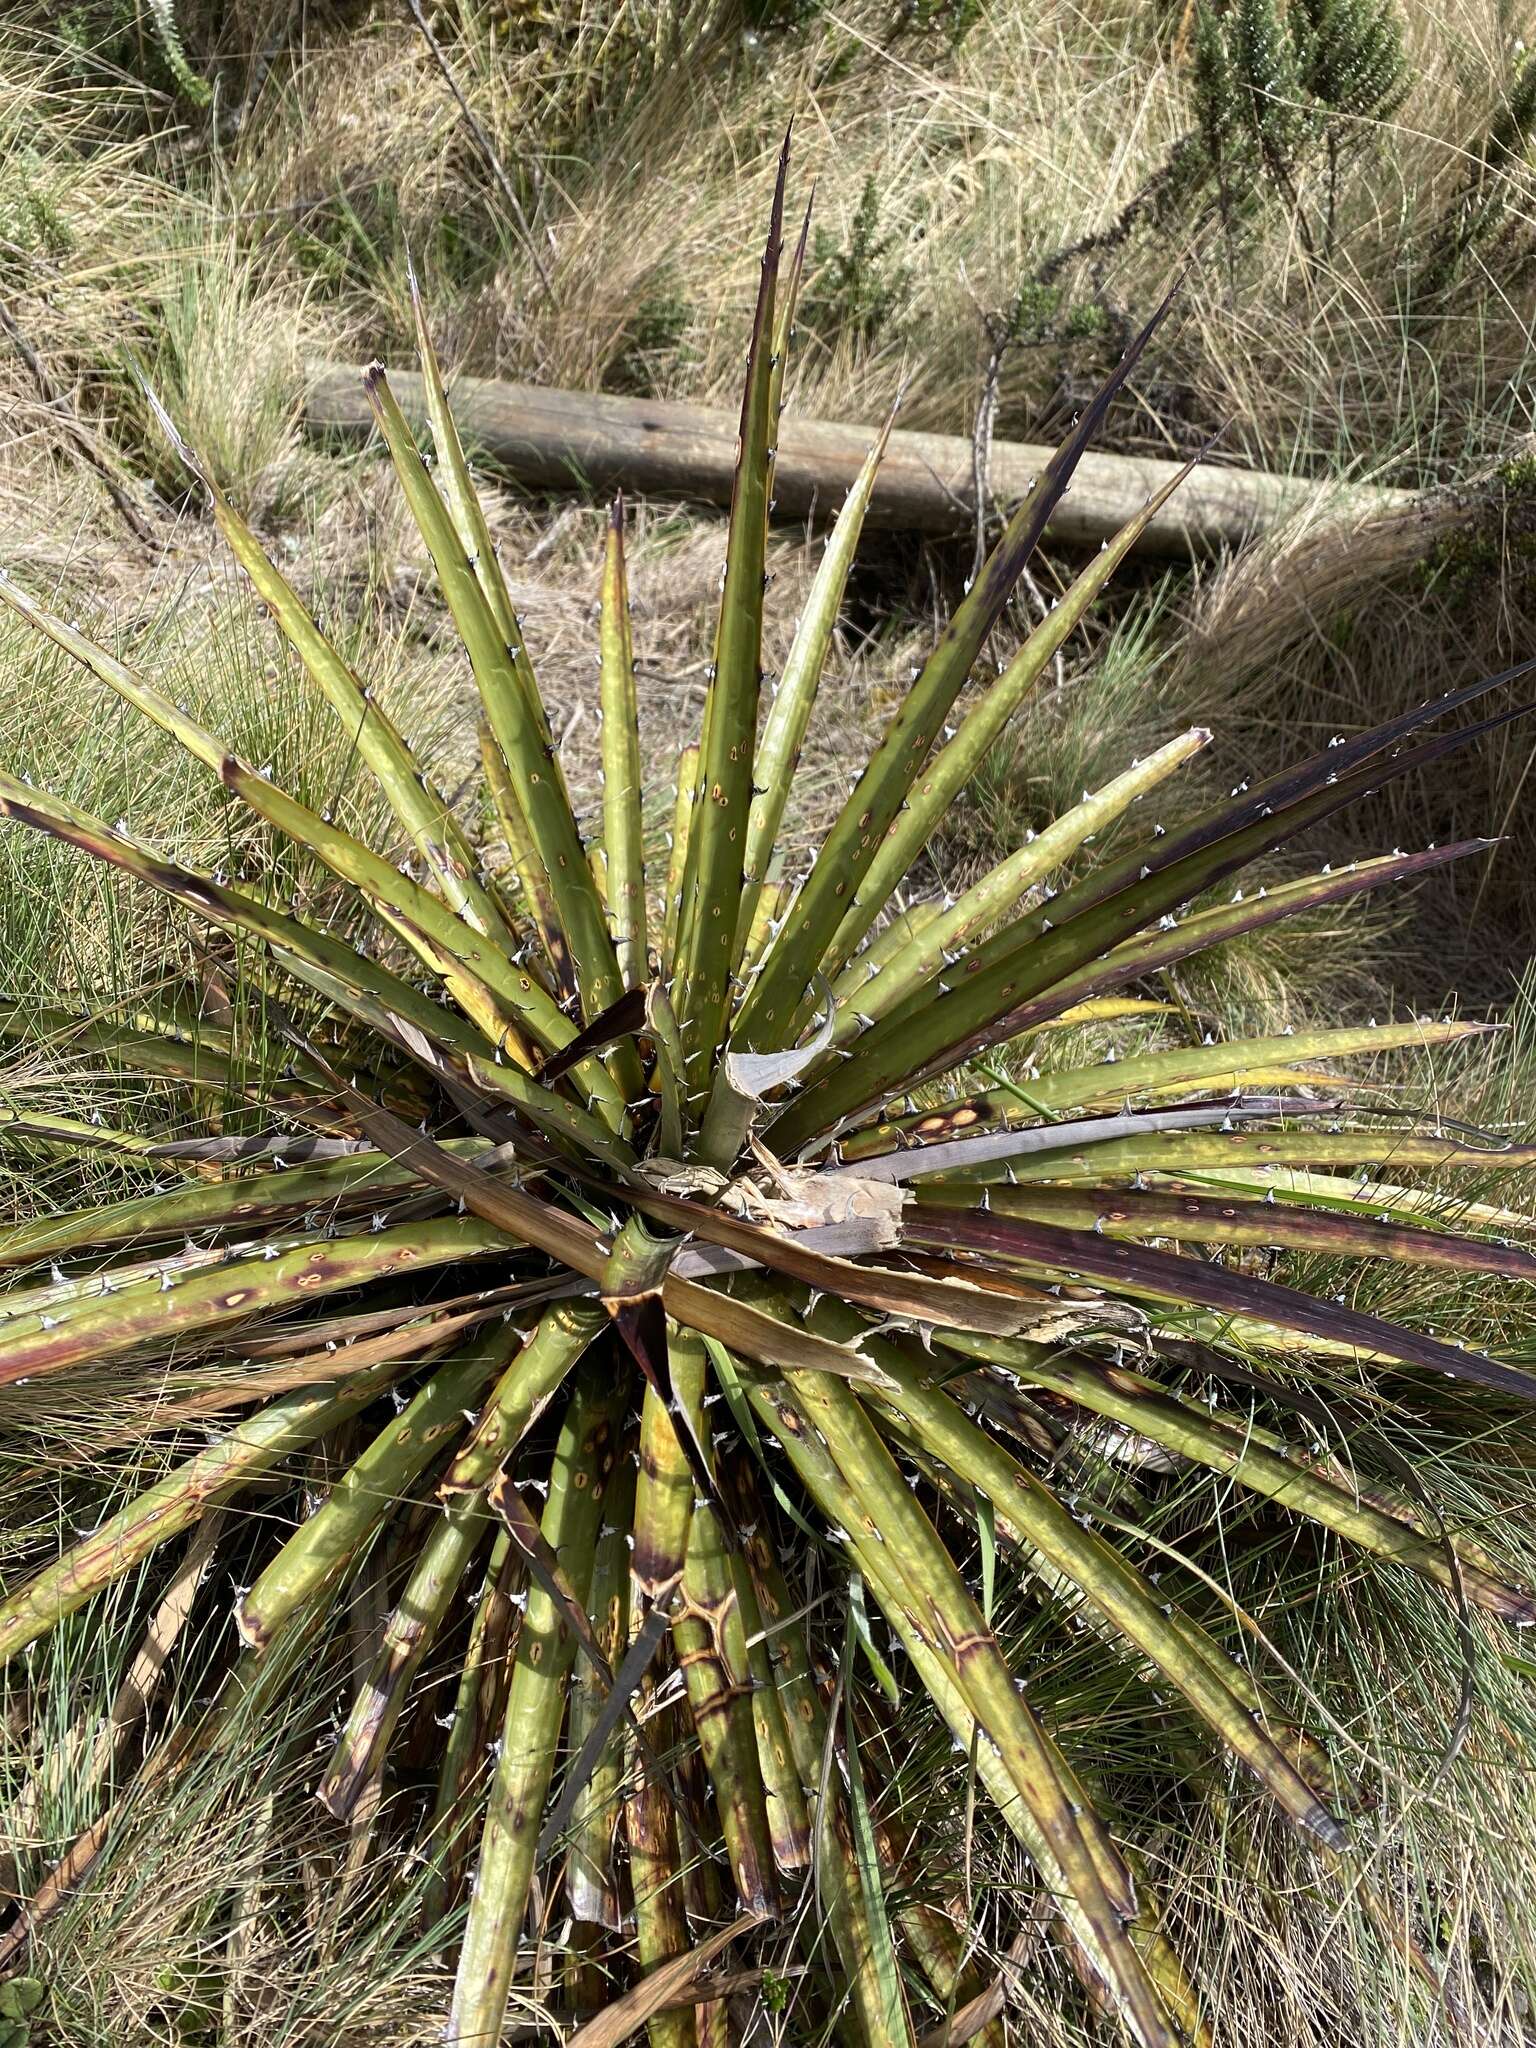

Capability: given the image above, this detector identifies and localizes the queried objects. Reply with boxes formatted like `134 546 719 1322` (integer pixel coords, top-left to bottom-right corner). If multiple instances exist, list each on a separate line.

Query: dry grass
7 2 1536 467
142 0 1536 472
4 1 1536 993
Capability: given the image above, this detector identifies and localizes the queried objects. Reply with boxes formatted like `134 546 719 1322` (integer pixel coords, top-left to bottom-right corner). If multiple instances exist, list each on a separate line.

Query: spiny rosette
1 139 1535 2048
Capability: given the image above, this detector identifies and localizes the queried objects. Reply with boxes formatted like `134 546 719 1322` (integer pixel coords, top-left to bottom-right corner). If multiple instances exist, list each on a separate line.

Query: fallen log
305 362 1416 557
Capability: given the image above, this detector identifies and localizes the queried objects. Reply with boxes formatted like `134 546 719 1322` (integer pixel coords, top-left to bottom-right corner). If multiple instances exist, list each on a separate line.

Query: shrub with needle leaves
1192 0 1409 252
3 143 1536 2046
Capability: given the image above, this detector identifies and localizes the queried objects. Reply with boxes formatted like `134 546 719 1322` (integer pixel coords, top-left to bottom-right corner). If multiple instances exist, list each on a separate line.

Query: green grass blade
847 1568 901 1705
840 1631 912 2045
0 1000 262 1102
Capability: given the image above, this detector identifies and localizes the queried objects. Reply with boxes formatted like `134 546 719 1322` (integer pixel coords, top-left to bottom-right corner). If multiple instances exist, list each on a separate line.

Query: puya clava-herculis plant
3 140 1536 2046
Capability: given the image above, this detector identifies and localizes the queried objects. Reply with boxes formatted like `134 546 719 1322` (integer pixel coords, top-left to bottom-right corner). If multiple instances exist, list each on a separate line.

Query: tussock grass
9 1 1536 978
72 0 1525 475
5 2 1536 471
6 1573 462 2047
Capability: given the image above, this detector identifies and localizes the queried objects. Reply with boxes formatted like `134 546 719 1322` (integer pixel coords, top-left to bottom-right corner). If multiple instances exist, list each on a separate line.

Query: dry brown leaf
724 1144 907 1244
564 1913 768 2048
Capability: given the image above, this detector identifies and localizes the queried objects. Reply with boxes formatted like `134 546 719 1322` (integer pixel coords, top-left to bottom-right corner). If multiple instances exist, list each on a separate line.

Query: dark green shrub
1193 0 1408 248
606 275 696 395
1421 42 1536 289
802 174 909 346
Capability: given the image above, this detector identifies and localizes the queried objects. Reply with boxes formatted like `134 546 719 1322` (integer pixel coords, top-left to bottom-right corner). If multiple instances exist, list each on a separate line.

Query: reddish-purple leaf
906 1206 1536 1400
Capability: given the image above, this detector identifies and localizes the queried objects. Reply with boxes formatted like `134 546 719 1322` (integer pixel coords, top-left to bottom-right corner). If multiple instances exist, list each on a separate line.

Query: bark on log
305 363 1415 557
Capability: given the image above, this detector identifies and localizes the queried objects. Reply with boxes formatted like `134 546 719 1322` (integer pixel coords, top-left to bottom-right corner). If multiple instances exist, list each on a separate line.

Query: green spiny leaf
671 139 790 1070
599 499 648 988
